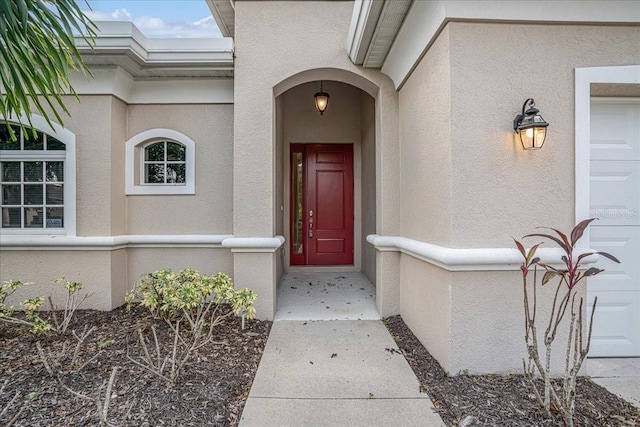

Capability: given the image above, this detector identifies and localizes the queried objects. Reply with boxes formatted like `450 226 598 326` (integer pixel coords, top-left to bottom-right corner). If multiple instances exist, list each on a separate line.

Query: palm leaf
0 0 96 139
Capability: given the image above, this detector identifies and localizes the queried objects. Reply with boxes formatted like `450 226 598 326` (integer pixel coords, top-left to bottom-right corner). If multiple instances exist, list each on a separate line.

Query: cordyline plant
515 218 619 427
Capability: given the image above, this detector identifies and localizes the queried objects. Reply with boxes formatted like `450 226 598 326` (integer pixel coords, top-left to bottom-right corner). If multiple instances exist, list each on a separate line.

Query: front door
290 144 354 266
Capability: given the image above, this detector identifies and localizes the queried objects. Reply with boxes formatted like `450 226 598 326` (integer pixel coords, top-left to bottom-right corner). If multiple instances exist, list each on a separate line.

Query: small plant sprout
515 219 619 427
49 278 91 334
0 278 90 334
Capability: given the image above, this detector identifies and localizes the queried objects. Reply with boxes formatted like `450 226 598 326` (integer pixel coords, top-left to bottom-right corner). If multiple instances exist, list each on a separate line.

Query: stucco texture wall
448 22 640 247
1 251 117 311
233 1 400 317
398 25 452 246
126 104 234 235
62 95 118 236
233 0 399 238
396 22 640 373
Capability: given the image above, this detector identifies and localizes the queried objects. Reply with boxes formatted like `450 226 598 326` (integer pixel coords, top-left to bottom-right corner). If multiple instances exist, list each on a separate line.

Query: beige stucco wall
1 97 236 311
398 26 452 246
126 104 234 235
110 98 127 235
61 95 118 236
360 92 376 285
1 251 117 311
448 22 640 247
400 255 452 369
233 0 400 318
396 22 640 373
233 0 399 238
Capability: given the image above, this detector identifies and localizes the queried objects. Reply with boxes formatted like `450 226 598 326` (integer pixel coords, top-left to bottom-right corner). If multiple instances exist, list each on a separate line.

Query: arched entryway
273 71 378 319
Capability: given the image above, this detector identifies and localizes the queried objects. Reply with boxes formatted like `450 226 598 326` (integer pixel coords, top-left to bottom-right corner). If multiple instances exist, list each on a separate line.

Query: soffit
76 21 234 78
346 0 413 69
207 0 235 38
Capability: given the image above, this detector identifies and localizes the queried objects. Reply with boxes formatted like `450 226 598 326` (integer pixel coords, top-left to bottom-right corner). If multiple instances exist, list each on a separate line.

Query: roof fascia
346 0 385 65
207 0 235 38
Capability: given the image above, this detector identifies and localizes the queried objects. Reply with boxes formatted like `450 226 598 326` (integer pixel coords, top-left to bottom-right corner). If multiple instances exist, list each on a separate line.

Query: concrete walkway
239 320 445 426
588 358 640 409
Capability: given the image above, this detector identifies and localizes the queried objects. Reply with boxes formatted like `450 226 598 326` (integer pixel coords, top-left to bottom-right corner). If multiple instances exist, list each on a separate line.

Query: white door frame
575 65 640 238
575 65 640 357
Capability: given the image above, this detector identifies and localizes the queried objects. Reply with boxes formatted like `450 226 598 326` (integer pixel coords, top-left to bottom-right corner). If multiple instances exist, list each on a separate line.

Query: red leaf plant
515 219 619 427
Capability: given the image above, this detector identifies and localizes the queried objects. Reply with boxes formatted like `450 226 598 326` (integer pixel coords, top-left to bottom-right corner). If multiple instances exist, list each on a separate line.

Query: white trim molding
125 129 196 195
367 234 599 271
221 236 286 253
69 68 235 105
0 234 233 251
75 21 234 79
574 65 640 245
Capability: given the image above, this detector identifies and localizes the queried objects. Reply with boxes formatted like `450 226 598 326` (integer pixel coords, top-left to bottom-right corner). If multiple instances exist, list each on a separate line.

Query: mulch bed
385 315 640 426
0 306 271 426
3 309 638 426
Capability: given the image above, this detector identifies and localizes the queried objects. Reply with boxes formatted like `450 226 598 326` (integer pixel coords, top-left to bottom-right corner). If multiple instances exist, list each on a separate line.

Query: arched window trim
125 129 196 195
0 114 76 236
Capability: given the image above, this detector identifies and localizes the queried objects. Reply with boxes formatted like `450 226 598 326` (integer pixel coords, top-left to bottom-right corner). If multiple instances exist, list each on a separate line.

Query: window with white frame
126 129 195 195
0 120 75 235
143 140 186 184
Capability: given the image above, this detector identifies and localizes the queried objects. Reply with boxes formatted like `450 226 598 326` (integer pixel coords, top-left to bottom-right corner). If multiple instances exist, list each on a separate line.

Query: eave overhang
207 0 235 38
346 0 413 69
75 21 234 78
347 0 640 90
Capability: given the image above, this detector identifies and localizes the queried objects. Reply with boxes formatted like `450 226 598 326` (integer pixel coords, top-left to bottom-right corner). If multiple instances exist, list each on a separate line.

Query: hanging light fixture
314 81 330 115
513 98 549 150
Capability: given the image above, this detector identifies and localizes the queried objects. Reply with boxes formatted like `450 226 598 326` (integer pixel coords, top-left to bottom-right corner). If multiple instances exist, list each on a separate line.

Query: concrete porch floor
587 358 640 409
275 272 380 321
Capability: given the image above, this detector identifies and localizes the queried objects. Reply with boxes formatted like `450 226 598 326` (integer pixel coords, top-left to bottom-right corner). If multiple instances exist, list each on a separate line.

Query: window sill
125 183 195 195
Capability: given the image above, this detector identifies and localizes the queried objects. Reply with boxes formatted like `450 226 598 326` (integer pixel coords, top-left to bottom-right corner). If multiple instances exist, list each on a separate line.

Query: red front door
290 144 354 266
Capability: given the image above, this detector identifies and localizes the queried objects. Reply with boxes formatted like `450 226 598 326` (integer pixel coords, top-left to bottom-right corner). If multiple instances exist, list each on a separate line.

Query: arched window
0 119 76 235
126 129 195 195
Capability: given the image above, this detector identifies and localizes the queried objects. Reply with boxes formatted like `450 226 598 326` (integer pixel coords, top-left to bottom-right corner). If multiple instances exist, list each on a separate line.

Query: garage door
588 98 640 357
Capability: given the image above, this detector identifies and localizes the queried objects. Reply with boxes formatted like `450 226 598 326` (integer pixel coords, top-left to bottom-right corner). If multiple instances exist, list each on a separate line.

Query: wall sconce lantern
314 81 330 115
513 98 549 150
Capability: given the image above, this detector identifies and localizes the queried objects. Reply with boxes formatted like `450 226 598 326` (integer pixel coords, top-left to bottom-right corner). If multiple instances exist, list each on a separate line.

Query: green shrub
125 268 257 323
125 268 257 383
0 278 87 334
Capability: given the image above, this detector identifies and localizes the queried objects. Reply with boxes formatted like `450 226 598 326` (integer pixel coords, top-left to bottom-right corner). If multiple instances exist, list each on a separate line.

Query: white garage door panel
588 97 640 358
589 161 640 226
590 100 640 161
588 226 640 293
587 291 640 357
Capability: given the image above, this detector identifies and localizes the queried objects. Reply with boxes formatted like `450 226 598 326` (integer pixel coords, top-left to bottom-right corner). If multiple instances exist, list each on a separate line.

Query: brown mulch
0 306 271 426
3 309 639 427
385 315 640 426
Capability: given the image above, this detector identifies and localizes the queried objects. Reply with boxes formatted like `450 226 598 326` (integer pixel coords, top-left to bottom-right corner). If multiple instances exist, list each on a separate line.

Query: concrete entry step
276 272 379 321
239 320 445 426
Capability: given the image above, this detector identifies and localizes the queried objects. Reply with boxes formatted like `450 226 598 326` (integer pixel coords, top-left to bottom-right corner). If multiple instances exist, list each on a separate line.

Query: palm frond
0 0 96 140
